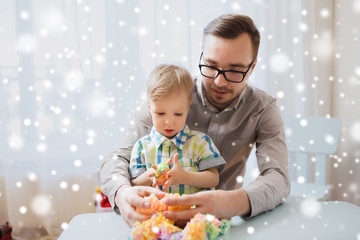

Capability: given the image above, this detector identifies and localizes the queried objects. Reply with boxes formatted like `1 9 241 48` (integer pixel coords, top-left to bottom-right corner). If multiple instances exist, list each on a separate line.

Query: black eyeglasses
198 52 255 83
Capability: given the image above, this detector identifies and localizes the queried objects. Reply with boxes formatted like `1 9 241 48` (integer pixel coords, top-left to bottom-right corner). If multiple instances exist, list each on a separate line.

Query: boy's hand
163 153 186 191
146 167 159 188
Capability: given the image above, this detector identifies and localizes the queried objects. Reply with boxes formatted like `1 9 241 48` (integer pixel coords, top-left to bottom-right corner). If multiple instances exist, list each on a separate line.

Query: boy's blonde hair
147 64 193 104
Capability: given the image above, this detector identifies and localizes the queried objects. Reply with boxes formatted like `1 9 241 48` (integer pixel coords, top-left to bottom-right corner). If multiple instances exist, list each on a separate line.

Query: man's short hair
147 63 193 104
203 13 260 59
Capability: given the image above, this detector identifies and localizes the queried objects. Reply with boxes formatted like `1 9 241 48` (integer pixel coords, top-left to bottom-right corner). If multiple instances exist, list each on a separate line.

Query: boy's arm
163 154 219 191
130 168 155 187
179 167 219 188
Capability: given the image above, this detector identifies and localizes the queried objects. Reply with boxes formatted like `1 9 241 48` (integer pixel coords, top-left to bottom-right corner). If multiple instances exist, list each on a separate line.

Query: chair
283 116 341 201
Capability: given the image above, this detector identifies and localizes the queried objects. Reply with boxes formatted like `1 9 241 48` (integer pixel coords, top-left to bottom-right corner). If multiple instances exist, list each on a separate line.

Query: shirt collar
149 125 190 149
195 76 247 112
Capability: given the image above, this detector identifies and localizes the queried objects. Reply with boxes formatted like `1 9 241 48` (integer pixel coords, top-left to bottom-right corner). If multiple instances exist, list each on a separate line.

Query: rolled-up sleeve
198 135 226 171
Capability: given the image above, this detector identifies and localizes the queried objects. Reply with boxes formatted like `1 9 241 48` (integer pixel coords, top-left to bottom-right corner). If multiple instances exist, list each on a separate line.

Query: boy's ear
147 101 151 111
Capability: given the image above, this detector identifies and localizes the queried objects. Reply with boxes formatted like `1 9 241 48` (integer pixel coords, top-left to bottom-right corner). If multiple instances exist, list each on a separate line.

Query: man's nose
214 72 228 87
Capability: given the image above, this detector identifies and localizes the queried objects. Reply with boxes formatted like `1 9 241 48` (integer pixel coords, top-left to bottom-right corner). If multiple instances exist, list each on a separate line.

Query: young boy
128 64 225 195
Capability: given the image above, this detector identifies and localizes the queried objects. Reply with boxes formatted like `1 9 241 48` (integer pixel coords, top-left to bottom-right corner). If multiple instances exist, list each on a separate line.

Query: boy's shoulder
187 129 211 141
136 133 152 143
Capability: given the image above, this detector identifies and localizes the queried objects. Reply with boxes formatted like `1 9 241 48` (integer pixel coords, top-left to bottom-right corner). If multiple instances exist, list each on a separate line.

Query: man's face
201 33 257 111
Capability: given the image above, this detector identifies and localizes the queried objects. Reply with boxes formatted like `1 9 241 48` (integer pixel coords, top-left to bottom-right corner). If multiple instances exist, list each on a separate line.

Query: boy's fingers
163 180 170 191
152 181 158 187
173 153 180 165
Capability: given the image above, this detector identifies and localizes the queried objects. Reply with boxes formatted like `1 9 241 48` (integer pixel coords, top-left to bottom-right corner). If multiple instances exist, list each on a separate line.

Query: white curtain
1 0 359 239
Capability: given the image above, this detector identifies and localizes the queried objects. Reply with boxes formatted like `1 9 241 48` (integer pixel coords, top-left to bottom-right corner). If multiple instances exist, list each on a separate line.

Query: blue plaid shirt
129 125 225 194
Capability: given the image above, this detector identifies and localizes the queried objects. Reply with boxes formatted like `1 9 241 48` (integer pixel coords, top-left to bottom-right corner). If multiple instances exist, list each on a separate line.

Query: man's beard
206 86 234 111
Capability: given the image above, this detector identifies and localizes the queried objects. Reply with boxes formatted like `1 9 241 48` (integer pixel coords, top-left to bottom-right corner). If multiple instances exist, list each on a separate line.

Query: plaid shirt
129 125 225 195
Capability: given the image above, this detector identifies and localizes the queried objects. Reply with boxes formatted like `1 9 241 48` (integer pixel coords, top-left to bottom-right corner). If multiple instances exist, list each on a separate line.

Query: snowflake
300 198 321 218
17 34 36 54
31 195 52 216
350 122 360 142
269 53 290 73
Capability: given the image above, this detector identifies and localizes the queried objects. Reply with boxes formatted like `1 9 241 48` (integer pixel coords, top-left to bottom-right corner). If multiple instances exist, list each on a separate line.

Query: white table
58 200 360 240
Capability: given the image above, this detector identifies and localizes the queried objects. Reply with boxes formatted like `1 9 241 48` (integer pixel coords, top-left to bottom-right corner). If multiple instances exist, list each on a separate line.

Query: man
100 13 290 226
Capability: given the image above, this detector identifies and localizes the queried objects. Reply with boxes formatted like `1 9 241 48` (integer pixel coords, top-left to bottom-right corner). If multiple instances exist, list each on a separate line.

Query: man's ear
251 59 257 71
248 58 257 77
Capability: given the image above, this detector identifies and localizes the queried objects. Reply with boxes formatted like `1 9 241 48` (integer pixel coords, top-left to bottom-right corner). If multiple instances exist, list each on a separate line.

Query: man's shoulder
134 101 152 125
245 83 275 102
244 83 276 110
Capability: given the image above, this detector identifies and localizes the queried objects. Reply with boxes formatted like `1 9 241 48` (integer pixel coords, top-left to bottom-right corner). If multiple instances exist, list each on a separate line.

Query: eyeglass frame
198 52 255 83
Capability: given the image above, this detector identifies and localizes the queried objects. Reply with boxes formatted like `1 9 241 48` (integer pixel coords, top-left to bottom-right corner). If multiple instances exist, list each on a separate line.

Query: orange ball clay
154 162 170 186
129 213 182 240
129 212 231 240
182 217 207 240
182 213 221 240
136 193 191 215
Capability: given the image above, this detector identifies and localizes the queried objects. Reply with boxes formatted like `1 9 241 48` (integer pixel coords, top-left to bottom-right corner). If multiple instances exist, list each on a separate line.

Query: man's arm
242 101 290 217
100 103 153 212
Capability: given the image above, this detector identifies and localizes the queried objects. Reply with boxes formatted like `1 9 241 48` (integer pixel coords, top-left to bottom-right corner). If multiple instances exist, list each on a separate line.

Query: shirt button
216 114 219 119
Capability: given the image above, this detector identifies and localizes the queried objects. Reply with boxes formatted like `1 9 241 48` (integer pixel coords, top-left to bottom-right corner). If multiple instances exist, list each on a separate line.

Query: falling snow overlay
0 0 360 239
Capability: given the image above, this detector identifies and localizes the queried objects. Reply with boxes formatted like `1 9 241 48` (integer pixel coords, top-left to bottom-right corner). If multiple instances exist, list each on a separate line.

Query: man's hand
114 185 165 226
162 189 251 221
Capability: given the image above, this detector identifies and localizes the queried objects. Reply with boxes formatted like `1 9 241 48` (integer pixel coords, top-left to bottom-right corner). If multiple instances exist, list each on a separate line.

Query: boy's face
148 90 189 138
